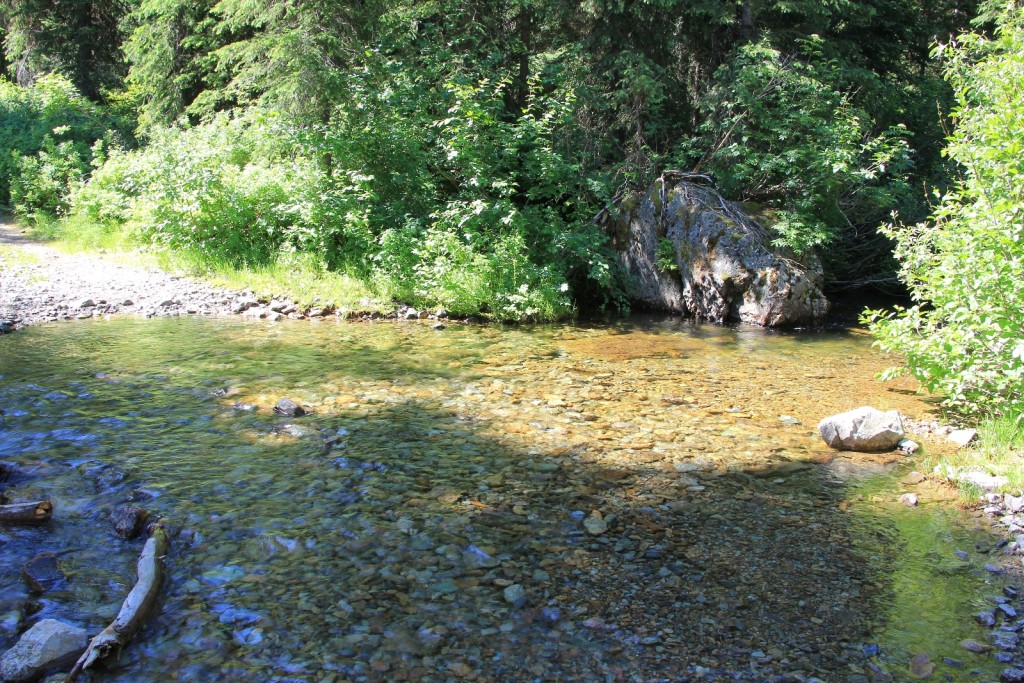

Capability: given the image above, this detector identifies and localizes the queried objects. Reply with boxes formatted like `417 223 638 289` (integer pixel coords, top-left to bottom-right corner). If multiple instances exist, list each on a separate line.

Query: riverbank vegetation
1 1 1023 426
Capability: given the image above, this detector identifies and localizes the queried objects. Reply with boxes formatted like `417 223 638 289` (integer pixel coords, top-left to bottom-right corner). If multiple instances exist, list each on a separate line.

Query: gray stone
1002 667 1024 683
818 407 904 452
959 470 1009 490
602 179 828 326
21 553 66 593
992 631 1019 651
273 399 305 417
959 639 992 653
111 504 149 540
896 438 919 455
583 515 608 535
231 299 257 314
502 584 527 607
898 493 918 507
0 619 87 682
947 429 977 448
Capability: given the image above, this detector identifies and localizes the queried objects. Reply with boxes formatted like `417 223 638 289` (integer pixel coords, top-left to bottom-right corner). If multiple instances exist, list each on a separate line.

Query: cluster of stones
965 582 1024 683
982 493 1024 563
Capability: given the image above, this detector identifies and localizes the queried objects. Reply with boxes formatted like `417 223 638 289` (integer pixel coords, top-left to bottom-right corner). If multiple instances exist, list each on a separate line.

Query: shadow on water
0 317 1009 682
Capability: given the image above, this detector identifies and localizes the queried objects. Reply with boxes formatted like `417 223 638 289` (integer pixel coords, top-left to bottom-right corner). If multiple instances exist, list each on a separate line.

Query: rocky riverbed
3 315 1024 681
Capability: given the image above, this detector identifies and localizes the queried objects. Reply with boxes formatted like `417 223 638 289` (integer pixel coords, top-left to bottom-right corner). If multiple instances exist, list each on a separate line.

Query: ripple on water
0 315 1012 681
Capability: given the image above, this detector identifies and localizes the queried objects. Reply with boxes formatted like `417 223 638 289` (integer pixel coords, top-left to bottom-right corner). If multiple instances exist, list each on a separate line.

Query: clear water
0 316 1012 681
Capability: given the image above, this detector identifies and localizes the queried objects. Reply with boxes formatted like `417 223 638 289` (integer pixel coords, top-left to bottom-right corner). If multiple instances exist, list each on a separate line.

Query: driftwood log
0 500 53 523
66 523 169 682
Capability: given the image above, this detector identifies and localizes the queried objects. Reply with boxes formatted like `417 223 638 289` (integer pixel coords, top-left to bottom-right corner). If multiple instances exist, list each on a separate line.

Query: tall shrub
868 4 1024 418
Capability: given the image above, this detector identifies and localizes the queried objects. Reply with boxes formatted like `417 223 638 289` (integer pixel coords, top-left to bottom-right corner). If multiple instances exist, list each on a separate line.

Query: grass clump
926 414 1024 498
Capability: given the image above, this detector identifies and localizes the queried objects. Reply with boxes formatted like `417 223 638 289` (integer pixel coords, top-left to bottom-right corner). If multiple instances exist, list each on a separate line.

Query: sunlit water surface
0 316 1012 681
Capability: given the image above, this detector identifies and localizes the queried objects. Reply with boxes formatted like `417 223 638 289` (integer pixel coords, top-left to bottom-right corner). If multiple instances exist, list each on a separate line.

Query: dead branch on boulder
0 500 52 523
65 523 169 682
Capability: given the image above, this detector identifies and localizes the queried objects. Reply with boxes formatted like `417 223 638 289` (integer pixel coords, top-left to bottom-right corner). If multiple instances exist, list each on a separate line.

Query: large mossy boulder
601 176 829 327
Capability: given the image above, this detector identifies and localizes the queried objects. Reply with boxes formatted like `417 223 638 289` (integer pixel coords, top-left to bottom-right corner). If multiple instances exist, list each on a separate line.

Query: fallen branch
0 500 52 523
66 523 169 682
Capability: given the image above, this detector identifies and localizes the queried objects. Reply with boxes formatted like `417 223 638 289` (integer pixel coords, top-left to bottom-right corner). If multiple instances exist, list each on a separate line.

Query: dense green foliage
869 3 1024 419
0 0 988 319
0 74 132 214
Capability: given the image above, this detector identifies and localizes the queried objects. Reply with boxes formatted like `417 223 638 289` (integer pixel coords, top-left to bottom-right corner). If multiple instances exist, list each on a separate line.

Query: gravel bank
0 222 324 333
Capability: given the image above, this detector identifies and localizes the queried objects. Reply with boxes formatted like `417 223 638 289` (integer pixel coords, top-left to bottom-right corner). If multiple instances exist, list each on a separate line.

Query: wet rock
908 652 934 678
975 610 997 627
0 618 87 682
502 584 527 608
232 299 257 314
111 505 149 540
94 465 128 492
131 487 160 502
583 514 608 535
75 298 94 310
959 639 992 653
22 553 66 593
818 407 904 451
273 399 305 417
992 631 1020 651
898 493 919 507
998 603 1018 619
0 609 21 637
902 471 926 485
1001 668 1024 683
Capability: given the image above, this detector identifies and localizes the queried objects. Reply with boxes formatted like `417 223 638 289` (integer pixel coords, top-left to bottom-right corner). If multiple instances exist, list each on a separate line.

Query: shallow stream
0 316 1015 681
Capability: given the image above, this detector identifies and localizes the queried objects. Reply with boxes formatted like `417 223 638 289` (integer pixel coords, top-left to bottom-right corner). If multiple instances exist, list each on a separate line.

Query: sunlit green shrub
683 37 913 255
0 74 132 211
868 5 1024 418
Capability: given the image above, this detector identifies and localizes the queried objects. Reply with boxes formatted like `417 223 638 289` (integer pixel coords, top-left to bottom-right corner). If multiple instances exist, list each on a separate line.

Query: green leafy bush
682 38 913 255
0 74 132 211
75 112 374 267
867 5 1024 418
10 133 90 217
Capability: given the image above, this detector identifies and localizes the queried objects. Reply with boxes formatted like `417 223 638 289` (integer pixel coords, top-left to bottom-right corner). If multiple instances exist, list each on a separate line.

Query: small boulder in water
898 493 919 507
274 398 305 417
0 619 87 682
818 407 904 452
22 552 66 593
111 505 150 540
